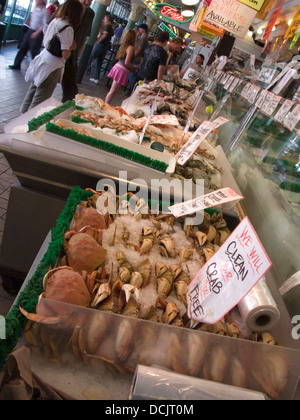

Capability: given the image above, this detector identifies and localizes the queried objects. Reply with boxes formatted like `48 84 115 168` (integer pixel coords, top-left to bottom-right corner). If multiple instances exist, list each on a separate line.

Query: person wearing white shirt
20 0 83 113
9 0 49 70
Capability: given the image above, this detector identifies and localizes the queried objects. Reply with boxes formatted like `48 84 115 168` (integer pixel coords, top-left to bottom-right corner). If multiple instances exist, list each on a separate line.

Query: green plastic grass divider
45 122 168 173
27 100 75 132
0 186 93 370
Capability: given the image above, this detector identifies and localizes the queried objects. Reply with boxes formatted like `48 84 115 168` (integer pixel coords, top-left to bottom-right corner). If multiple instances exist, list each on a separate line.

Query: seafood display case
201 76 300 321
16 188 300 400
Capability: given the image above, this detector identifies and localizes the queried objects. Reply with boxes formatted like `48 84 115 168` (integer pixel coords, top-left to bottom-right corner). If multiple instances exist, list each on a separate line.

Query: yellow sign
256 0 275 20
237 0 266 12
285 4 300 39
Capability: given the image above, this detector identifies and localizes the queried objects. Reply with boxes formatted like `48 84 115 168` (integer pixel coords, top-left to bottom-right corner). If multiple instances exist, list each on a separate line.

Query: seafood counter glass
208 87 300 314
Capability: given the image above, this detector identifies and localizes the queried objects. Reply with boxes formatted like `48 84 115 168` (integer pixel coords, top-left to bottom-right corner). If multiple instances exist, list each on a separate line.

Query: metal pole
3 0 18 44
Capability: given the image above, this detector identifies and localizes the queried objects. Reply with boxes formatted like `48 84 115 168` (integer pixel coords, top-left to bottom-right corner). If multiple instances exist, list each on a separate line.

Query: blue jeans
88 43 108 80
128 59 139 93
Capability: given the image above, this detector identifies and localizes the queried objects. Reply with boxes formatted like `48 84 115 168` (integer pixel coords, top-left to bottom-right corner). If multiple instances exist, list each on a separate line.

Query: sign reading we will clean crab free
187 217 272 324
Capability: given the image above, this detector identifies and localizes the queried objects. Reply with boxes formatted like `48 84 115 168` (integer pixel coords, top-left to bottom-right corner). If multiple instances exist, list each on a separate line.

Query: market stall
1 0 300 402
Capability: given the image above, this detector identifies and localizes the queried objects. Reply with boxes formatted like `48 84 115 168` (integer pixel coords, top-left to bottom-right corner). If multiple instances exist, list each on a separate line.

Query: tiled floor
0 42 128 316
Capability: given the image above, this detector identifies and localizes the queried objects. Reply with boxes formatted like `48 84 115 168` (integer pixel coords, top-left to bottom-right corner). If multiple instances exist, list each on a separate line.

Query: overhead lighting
257 28 263 35
182 0 200 6
288 19 293 26
248 31 253 37
182 10 195 17
272 26 276 32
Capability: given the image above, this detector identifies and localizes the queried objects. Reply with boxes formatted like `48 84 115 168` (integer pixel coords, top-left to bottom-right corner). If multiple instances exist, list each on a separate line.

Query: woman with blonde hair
105 29 138 104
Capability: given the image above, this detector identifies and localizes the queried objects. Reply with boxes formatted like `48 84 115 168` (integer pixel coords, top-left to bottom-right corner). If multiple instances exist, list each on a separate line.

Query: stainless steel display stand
0 143 120 284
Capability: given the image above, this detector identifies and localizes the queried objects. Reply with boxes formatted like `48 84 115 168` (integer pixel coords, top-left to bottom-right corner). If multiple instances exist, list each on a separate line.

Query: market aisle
0 42 128 315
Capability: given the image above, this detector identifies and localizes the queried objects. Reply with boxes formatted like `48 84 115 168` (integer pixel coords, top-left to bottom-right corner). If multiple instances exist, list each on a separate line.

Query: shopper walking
48 0 95 102
20 0 83 113
88 13 114 84
0 0 7 20
105 29 137 105
137 31 169 83
9 0 49 70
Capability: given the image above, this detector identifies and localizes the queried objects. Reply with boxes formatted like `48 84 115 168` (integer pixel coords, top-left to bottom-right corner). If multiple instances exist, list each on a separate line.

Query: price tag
168 187 244 218
228 77 240 93
283 104 300 132
248 85 261 104
263 93 282 116
256 89 268 108
241 83 251 98
176 117 229 166
274 99 295 123
187 217 272 324
224 75 235 91
261 91 275 114
150 115 180 126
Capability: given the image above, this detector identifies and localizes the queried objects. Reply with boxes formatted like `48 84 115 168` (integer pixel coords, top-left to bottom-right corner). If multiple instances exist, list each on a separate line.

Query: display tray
16 188 300 401
25 297 300 401
0 99 242 210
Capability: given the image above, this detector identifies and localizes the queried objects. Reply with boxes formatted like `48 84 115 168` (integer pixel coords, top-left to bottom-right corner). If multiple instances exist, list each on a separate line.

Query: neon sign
154 3 194 23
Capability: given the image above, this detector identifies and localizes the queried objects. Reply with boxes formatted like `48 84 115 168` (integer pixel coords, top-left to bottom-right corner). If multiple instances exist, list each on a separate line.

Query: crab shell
73 207 109 231
43 266 91 307
67 232 107 273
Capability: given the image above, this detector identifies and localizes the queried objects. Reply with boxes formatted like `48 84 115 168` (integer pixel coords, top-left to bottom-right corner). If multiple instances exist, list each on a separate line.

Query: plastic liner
129 364 267 400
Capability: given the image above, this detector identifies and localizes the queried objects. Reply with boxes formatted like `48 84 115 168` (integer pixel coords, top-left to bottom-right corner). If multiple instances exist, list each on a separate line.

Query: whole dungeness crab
65 230 107 274
43 266 91 307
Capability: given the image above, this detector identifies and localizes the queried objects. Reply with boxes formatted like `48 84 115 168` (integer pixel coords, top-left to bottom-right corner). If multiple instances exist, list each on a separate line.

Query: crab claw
121 284 140 303
91 283 112 308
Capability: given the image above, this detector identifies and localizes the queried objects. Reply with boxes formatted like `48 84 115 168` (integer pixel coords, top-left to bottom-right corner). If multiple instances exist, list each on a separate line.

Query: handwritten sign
274 99 295 123
283 104 300 132
256 89 268 108
187 217 272 324
176 117 229 166
248 85 261 104
261 92 281 116
150 115 180 126
204 0 258 39
168 187 244 218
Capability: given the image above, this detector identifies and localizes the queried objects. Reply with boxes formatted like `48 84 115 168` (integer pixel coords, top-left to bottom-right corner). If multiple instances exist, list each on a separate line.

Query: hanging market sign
190 3 225 37
289 33 300 50
154 3 194 23
158 22 177 39
262 7 281 42
284 4 300 39
256 0 275 20
236 0 266 12
203 0 257 39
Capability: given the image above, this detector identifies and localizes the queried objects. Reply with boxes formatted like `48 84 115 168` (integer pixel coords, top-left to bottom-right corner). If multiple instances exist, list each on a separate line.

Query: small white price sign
187 217 272 324
168 187 244 218
150 115 180 126
274 99 295 123
283 104 300 132
175 117 229 166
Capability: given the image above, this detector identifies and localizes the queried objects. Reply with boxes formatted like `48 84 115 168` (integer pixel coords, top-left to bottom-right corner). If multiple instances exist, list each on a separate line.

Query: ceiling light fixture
182 9 194 17
182 0 200 6
257 28 263 35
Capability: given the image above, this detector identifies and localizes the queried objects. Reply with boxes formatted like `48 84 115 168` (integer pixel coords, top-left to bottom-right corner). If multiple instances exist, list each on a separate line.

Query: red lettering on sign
160 5 185 21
